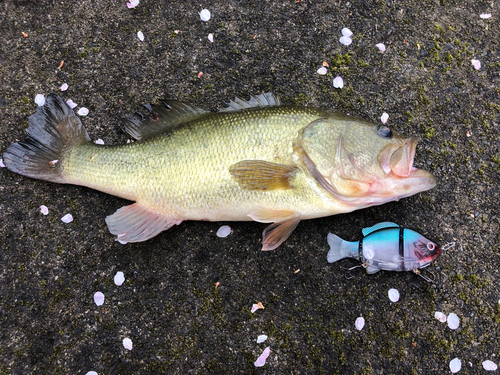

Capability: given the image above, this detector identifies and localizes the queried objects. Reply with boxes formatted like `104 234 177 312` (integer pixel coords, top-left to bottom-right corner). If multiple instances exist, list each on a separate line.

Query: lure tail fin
3 94 90 183
327 233 359 263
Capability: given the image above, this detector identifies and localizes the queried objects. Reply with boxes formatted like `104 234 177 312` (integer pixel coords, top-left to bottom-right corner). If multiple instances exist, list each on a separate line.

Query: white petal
447 313 460 329
375 43 386 52
471 59 481 70
114 271 125 286
94 139 104 145
127 0 139 8
94 291 105 306
66 99 77 109
317 67 327 75
251 304 259 313
123 337 133 350
77 107 89 116
450 358 462 373
341 28 353 37
137 31 144 41
0 158 4 168
61 213 73 223
35 94 45 106
85 372 98 375
208 33 214 43
388 288 400 302
482 360 498 371
355 317 365 330
381 112 389 124
216 225 231 238
339 36 352 46
254 347 270 367
60 83 68 91
434 311 447 323
200 9 211 22
40 205 49 215
333 76 344 88
257 335 268 343
480 14 492 19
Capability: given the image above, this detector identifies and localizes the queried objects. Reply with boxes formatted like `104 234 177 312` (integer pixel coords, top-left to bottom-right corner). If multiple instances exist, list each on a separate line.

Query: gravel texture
0 1 499 374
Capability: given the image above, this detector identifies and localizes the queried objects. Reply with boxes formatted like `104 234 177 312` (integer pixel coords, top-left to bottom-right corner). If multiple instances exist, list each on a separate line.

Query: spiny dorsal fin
122 100 207 141
362 222 399 237
229 160 297 191
219 92 281 112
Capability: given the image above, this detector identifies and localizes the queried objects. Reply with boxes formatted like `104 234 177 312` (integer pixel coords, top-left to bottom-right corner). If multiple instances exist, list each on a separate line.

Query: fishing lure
327 222 442 275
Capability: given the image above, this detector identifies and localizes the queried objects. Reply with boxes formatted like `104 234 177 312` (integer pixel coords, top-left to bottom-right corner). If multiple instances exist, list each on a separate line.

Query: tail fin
3 94 90 183
327 233 359 263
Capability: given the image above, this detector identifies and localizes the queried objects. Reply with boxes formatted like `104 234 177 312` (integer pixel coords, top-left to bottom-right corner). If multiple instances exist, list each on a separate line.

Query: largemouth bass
3 93 436 250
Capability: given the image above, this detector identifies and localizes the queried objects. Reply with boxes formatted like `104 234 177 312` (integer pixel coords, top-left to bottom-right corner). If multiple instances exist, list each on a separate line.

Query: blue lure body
327 222 442 274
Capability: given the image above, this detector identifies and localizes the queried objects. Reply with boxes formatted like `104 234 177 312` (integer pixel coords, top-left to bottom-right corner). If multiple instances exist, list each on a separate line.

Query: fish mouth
390 138 417 177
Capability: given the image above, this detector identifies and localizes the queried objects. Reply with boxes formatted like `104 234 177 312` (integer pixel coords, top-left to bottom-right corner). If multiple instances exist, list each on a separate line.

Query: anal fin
229 160 297 191
105 202 181 243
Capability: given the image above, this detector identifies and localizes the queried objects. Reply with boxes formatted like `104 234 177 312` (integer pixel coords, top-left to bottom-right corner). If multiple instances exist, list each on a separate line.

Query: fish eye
375 125 392 139
427 242 435 251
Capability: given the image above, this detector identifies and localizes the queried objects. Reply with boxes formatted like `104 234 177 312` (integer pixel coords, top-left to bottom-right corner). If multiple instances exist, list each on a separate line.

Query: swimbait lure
327 222 442 274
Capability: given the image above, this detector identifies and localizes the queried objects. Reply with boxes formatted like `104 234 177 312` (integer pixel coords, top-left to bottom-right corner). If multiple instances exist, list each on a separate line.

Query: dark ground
0 0 499 374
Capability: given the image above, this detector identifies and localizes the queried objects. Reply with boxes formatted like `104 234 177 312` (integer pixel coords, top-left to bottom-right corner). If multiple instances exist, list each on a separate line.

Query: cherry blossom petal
251 302 264 313
94 291 105 306
40 205 49 215
85 372 98 375
480 14 492 19
376 43 386 52
200 9 211 22
77 107 89 116
447 313 460 329
61 213 73 223
339 36 352 46
333 76 344 88
317 67 327 75
388 288 400 302
123 337 133 350
450 358 462 373
341 28 353 37
127 0 139 8
381 112 389 124
254 346 270 367
35 94 45 106
137 31 144 41
114 271 125 286
198 72 203 78
482 360 498 371
216 225 231 238
0 158 5 168
94 139 104 145
355 317 365 330
208 33 214 43
434 311 447 322
471 59 481 70
66 99 77 109
257 335 268 343
322 61 329 67
60 83 68 91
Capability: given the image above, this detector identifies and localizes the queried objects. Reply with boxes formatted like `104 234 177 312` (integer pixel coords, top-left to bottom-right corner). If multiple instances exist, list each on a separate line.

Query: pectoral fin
366 265 381 274
229 160 298 191
105 202 182 243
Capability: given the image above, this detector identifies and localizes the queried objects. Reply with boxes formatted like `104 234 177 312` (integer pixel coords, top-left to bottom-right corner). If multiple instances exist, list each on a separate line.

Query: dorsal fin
219 92 281 112
362 222 399 237
122 100 208 141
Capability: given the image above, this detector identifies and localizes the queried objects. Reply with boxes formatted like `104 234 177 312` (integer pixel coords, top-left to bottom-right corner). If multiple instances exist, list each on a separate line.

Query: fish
3 93 436 250
327 222 442 273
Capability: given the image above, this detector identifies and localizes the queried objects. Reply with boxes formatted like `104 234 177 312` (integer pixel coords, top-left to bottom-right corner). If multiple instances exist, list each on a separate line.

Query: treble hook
342 264 366 280
413 268 436 283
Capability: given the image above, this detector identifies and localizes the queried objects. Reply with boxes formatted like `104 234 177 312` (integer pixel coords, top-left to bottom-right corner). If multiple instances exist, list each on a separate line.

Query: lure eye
375 125 392 139
427 242 435 251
